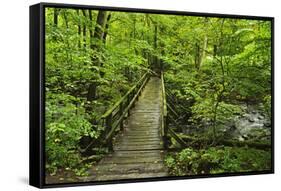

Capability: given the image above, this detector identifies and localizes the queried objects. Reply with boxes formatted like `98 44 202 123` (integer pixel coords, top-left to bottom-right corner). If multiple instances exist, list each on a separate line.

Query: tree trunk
62 10 69 29
195 43 200 70
93 11 108 45
88 10 94 49
82 10 87 49
53 9 59 60
198 35 208 69
103 13 111 44
87 11 108 101
197 18 209 70
54 9 59 26
153 23 159 72
76 10 81 49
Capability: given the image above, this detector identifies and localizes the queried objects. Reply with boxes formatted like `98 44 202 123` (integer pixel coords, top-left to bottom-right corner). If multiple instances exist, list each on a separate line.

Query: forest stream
227 105 271 142
182 104 271 142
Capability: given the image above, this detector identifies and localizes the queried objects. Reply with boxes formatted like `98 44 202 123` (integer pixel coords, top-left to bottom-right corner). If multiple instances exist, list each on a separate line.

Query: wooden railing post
163 116 168 149
119 101 124 131
132 89 136 106
127 95 131 117
161 71 168 150
105 114 113 151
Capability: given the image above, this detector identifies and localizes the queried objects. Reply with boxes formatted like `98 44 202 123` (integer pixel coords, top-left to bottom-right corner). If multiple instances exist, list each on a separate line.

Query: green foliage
44 6 272 178
45 93 100 174
165 147 271 176
45 8 155 176
263 95 272 118
164 17 271 141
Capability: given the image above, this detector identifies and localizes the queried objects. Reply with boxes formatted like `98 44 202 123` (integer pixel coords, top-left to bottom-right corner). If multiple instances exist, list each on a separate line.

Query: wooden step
89 172 168 181
114 144 163 151
91 163 167 175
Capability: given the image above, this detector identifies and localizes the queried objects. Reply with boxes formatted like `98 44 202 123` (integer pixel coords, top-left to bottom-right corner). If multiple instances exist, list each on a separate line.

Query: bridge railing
102 71 150 151
161 72 188 149
81 72 150 153
161 72 168 149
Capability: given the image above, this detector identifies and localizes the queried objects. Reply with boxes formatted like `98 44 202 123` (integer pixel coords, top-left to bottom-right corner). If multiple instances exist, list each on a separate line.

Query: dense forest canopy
45 7 272 180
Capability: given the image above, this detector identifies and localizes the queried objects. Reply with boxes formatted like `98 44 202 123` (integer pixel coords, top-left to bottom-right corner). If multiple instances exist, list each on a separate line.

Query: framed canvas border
29 2 274 188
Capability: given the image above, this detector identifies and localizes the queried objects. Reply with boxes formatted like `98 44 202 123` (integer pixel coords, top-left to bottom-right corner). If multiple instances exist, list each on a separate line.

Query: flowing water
223 105 271 141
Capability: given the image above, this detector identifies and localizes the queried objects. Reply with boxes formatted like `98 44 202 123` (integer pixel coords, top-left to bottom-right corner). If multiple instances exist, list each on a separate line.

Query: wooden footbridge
82 72 186 181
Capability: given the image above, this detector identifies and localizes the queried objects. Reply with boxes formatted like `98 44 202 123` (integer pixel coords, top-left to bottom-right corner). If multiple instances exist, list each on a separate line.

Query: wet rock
258 115 264 120
252 110 258 114
223 105 270 141
242 134 248 140
264 122 271 128
238 136 245 141
229 124 237 131
248 117 255 122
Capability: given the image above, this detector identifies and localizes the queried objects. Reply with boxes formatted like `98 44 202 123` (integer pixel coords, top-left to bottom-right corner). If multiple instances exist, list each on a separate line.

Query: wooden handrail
161 72 167 117
80 72 150 153
101 71 150 151
101 72 148 119
161 72 168 149
161 72 188 149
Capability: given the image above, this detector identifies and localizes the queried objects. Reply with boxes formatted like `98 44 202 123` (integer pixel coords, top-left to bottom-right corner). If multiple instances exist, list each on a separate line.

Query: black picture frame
30 2 274 188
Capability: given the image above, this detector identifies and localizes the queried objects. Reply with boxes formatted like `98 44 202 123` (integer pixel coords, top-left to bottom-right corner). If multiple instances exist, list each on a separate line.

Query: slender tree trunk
213 45 217 57
81 10 87 49
76 10 81 49
153 23 159 72
198 35 208 69
87 10 97 101
83 29 86 49
88 10 94 49
195 43 200 70
159 25 165 72
145 15 152 67
87 11 108 101
212 19 226 143
198 18 209 70
53 9 59 60
54 9 59 26
93 10 108 74
93 11 108 45
62 10 69 29
102 13 111 44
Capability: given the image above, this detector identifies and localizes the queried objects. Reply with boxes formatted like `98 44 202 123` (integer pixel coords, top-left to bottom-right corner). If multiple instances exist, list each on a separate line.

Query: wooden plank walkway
87 77 168 181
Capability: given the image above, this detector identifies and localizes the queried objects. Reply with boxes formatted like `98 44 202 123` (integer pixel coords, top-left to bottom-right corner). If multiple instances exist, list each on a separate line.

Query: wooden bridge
45 72 189 184
81 72 186 182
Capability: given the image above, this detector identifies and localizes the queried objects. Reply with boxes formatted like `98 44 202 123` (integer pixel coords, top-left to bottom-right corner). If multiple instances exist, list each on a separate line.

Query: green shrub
45 93 98 175
164 147 271 176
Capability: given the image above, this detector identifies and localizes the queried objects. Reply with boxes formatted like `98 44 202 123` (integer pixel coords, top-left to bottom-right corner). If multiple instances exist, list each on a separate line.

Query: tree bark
88 10 94 49
93 11 108 46
195 43 200 70
87 11 108 101
153 23 160 72
198 18 209 70
198 35 208 69
82 10 87 49
76 10 81 49
103 13 111 44
54 9 59 26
